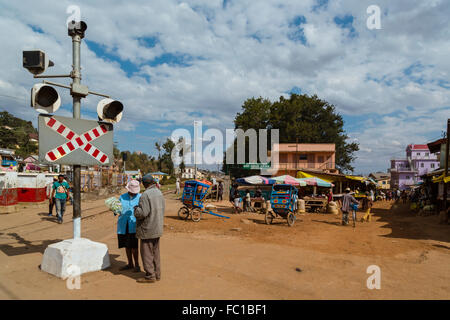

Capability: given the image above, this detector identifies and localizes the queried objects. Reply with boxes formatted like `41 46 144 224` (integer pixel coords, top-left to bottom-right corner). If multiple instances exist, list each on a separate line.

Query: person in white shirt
175 179 180 195
244 189 251 211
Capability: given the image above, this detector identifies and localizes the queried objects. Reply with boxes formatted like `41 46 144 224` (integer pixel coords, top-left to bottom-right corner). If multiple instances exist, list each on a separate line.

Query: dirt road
0 193 449 299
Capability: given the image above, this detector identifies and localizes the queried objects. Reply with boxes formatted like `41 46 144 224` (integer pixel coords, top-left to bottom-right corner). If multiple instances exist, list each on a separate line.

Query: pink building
390 144 439 190
269 143 337 176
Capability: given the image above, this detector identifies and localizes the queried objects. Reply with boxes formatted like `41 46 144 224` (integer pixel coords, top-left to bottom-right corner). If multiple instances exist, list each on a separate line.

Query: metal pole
444 119 449 214
72 33 82 239
194 121 198 179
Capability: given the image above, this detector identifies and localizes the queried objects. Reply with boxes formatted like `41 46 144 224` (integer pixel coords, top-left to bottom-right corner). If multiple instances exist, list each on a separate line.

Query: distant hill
0 111 38 158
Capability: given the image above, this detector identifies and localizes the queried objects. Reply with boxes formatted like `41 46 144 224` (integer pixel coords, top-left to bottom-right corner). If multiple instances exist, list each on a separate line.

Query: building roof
29 133 38 140
149 171 168 175
369 172 391 180
407 144 430 151
272 143 335 153
427 138 446 154
125 170 140 175
0 148 15 156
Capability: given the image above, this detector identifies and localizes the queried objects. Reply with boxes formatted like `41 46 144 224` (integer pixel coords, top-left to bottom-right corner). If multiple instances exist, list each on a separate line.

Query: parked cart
178 180 229 222
266 184 298 226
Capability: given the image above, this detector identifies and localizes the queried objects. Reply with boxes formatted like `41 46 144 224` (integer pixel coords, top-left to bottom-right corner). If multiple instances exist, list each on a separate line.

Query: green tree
161 138 176 175
0 111 38 158
224 94 359 176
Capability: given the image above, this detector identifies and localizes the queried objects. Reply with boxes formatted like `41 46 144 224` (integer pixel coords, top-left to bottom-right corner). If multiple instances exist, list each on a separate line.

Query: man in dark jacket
134 174 165 283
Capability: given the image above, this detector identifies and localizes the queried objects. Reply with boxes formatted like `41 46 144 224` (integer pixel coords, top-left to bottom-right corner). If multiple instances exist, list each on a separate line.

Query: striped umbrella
271 175 307 186
235 175 273 185
297 177 334 188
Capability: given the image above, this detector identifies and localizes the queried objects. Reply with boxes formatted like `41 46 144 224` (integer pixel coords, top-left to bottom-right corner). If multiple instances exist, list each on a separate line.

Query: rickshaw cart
266 184 298 226
178 180 229 222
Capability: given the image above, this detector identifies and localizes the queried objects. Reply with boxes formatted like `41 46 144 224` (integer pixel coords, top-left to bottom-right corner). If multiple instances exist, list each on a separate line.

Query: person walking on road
341 188 359 226
117 179 141 273
175 178 181 195
134 174 165 283
361 191 374 222
218 181 223 201
51 174 70 224
46 176 57 216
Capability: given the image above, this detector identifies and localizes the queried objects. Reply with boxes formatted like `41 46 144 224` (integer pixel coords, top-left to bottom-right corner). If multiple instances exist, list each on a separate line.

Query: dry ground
0 192 449 299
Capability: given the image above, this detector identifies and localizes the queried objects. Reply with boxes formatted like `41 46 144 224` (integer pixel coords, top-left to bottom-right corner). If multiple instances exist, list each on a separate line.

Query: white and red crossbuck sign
44 116 110 164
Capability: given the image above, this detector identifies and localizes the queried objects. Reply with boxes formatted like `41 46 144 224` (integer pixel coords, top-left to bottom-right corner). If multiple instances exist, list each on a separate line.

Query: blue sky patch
288 15 307 45
403 62 429 85
137 36 159 48
334 15 357 38
312 0 328 12
29 24 44 34
403 61 425 76
289 86 302 95
223 0 231 9
86 40 140 76
149 53 196 67
437 80 450 89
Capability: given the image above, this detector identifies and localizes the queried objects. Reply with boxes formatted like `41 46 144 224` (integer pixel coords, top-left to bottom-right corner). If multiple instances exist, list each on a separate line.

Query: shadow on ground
372 201 450 243
104 254 146 281
0 232 63 256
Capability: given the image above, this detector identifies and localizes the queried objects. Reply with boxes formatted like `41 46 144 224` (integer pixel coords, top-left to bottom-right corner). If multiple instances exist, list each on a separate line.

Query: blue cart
266 184 298 226
178 180 229 222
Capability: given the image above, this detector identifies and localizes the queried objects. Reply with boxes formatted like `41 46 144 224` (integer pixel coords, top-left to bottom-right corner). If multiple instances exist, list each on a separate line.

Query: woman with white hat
117 179 142 272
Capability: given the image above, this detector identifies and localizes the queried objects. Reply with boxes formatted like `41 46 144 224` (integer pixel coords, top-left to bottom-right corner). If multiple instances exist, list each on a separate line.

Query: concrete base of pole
40 238 110 279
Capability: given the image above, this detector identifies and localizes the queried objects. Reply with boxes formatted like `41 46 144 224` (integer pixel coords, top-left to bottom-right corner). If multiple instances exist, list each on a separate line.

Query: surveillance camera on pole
97 98 123 123
23 50 54 75
31 83 61 113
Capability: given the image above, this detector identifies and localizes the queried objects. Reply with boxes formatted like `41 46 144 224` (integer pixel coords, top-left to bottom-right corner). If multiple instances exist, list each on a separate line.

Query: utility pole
194 120 201 179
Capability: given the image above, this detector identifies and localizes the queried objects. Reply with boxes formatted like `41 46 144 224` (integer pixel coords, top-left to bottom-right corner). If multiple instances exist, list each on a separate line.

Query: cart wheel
265 211 274 225
191 208 202 222
178 207 190 220
287 212 296 227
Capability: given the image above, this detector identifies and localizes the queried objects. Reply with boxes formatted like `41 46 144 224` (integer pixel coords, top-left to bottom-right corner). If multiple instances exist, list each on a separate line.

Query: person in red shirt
327 189 333 203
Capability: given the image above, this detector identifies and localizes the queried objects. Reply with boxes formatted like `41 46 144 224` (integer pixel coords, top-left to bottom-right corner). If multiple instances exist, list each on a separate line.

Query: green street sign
243 162 271 170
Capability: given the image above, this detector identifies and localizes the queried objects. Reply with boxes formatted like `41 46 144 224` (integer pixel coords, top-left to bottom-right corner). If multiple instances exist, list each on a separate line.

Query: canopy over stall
432 174 450 183
297 177 333 188
296 169 375 194
271 175 307 186
235 175 273 185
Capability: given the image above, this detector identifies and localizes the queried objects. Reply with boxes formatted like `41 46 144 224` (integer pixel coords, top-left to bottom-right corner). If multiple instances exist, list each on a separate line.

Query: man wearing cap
134 174 165 283
341 187 359 226
117 179 141 272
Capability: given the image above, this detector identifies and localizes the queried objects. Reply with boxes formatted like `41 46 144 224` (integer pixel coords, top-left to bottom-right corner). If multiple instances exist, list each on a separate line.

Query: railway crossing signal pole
69 21 86 239
23 19 124 278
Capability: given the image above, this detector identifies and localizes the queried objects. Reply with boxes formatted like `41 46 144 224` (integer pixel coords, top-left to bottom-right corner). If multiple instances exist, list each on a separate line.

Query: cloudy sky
0 0 449 174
